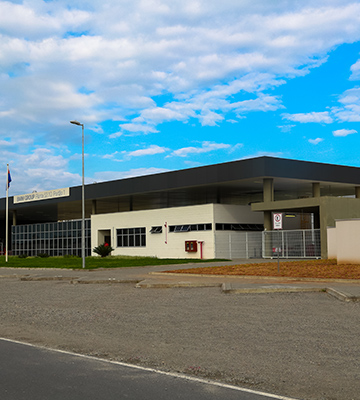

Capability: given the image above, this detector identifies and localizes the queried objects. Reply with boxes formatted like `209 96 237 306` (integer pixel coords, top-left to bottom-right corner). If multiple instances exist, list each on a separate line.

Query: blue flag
7 168 11 189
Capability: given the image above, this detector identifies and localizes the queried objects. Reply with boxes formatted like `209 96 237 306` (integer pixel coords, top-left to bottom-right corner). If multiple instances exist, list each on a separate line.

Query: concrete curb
135 280 222 289
72 279 141 285
152 271 360 284
20 276 79 282
326 288 360 302
221 283 326 294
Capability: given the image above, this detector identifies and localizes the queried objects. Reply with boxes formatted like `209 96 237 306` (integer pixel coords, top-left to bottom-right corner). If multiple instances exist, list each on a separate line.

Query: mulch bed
167 259 360 280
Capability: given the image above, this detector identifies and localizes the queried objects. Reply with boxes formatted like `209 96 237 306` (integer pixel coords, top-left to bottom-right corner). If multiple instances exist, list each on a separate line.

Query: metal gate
262 229 321 259
215 232 263 259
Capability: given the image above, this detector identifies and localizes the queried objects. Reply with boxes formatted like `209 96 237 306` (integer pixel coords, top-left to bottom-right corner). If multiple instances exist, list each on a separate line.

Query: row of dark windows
150 223 263 233
117 227 146 247
12 230 91 240
13 220 89 233
169 224 212 232
215 223 264 231
12 219 91 256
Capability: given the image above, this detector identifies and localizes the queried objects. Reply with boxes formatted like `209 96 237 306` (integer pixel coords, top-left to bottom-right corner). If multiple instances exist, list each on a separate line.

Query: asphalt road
1 265 359 400
0 339 294 400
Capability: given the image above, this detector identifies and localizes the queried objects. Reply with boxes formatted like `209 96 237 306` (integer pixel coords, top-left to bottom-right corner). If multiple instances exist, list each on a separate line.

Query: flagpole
5 164 9 262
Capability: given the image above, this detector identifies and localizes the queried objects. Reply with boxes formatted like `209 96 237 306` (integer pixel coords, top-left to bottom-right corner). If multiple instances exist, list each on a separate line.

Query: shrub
64 254 80 258
93 243 114 258
37 253 50 258
18 254 28 258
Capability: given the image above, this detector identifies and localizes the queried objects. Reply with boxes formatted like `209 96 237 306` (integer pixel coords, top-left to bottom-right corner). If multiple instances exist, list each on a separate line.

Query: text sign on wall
273 212 283 230
14 188 70 204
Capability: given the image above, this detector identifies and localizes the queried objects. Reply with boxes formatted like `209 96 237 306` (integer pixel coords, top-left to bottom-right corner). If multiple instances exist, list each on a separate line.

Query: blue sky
1 0 360 196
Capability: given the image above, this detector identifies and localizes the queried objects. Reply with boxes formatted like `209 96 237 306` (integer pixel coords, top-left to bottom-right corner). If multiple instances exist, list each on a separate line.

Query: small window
150 226 162 234
174 225 190 232
215 223 264 231
170 224 212 232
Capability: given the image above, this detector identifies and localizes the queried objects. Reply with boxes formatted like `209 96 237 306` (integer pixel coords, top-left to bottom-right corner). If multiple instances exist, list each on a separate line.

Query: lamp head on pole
70 120 83 127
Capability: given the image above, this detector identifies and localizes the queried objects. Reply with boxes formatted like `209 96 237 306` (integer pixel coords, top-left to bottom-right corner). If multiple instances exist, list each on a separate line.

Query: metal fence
262 229 321 259
215 232 263 259
215 229 321 259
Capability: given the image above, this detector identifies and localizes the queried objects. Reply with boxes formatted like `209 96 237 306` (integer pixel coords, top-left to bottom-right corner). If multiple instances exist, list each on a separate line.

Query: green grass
0 255 228 270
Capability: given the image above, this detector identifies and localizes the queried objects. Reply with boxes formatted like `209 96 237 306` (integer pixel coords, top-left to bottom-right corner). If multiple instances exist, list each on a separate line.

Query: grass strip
0 256 228 270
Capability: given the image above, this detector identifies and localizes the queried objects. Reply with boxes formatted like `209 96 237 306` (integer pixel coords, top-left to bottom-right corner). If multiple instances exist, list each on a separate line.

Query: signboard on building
14 188 70 204
273 212 283 230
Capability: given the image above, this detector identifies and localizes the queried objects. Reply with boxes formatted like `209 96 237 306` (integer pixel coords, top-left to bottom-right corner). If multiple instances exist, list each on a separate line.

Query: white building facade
91 204 264 259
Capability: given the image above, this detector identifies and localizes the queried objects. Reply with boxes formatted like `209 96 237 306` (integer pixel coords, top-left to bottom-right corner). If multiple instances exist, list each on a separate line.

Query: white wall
333 219 360 264
91 203 264 259
213 204 264 224
91 204 216 259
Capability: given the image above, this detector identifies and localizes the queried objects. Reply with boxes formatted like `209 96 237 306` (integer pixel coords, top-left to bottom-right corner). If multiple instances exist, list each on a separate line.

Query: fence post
303 230 306 258
245 232 249 259
229 233 232 259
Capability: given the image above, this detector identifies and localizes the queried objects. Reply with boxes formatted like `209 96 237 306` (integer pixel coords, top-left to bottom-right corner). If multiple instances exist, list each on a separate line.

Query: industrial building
1 156 360 259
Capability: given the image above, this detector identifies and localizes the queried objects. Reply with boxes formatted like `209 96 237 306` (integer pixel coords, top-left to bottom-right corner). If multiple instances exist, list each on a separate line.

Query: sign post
273 213 283 273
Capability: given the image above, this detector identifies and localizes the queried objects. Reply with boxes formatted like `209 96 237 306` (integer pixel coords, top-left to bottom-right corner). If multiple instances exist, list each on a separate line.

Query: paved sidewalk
1 259 360 302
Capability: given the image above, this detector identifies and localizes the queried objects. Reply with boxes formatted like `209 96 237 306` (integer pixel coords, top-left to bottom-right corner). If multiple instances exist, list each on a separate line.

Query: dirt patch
167 259 360 280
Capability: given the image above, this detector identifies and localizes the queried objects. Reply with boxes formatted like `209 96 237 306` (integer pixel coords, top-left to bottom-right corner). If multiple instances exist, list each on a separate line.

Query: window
11 219 91 257
169 224 212 232
117 227 146 247
150 226 162 234
215 223 264 231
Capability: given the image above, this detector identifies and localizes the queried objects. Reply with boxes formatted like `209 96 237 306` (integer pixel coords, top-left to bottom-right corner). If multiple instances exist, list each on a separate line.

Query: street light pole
70 120 85 269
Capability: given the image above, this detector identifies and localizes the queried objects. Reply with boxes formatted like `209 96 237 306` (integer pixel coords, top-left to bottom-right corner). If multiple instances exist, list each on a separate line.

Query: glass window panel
129 236 134 246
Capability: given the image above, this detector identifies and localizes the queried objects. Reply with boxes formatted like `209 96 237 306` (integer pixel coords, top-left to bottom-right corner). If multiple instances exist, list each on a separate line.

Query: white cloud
278 124 295 133
1 1 360 135
119 123 159 134
169 141 231 157
308 138 324 145
350 58 360 80
126 145 169 157
282 111 333 123
2 147 81 195
332 129 357 137
332 88 360 122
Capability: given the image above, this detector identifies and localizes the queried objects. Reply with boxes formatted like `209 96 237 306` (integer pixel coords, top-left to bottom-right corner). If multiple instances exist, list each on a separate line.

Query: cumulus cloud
2 147 81 195
332 88 360 122
126 145 169 157
332 129 357 137
169 141 231 157
282 111 333 123
350 58 360 80
2 0 360 134
308 138 324 145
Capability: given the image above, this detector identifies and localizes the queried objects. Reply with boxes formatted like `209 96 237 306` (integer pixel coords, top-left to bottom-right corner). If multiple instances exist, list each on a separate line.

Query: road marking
0 337 300 400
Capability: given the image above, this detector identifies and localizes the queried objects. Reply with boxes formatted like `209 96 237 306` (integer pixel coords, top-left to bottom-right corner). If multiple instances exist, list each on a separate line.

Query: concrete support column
356 186 360 199
12 210 17 226
92 200 97 215
312 182 321 198
264 211 272 231
263 178 274 202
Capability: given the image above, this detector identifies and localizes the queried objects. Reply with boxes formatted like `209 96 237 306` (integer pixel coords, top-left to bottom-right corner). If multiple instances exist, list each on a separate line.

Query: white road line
0 337 301 400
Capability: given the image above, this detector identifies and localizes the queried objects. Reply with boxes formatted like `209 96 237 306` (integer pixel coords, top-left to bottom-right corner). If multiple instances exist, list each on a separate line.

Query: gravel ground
0 278 359 400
